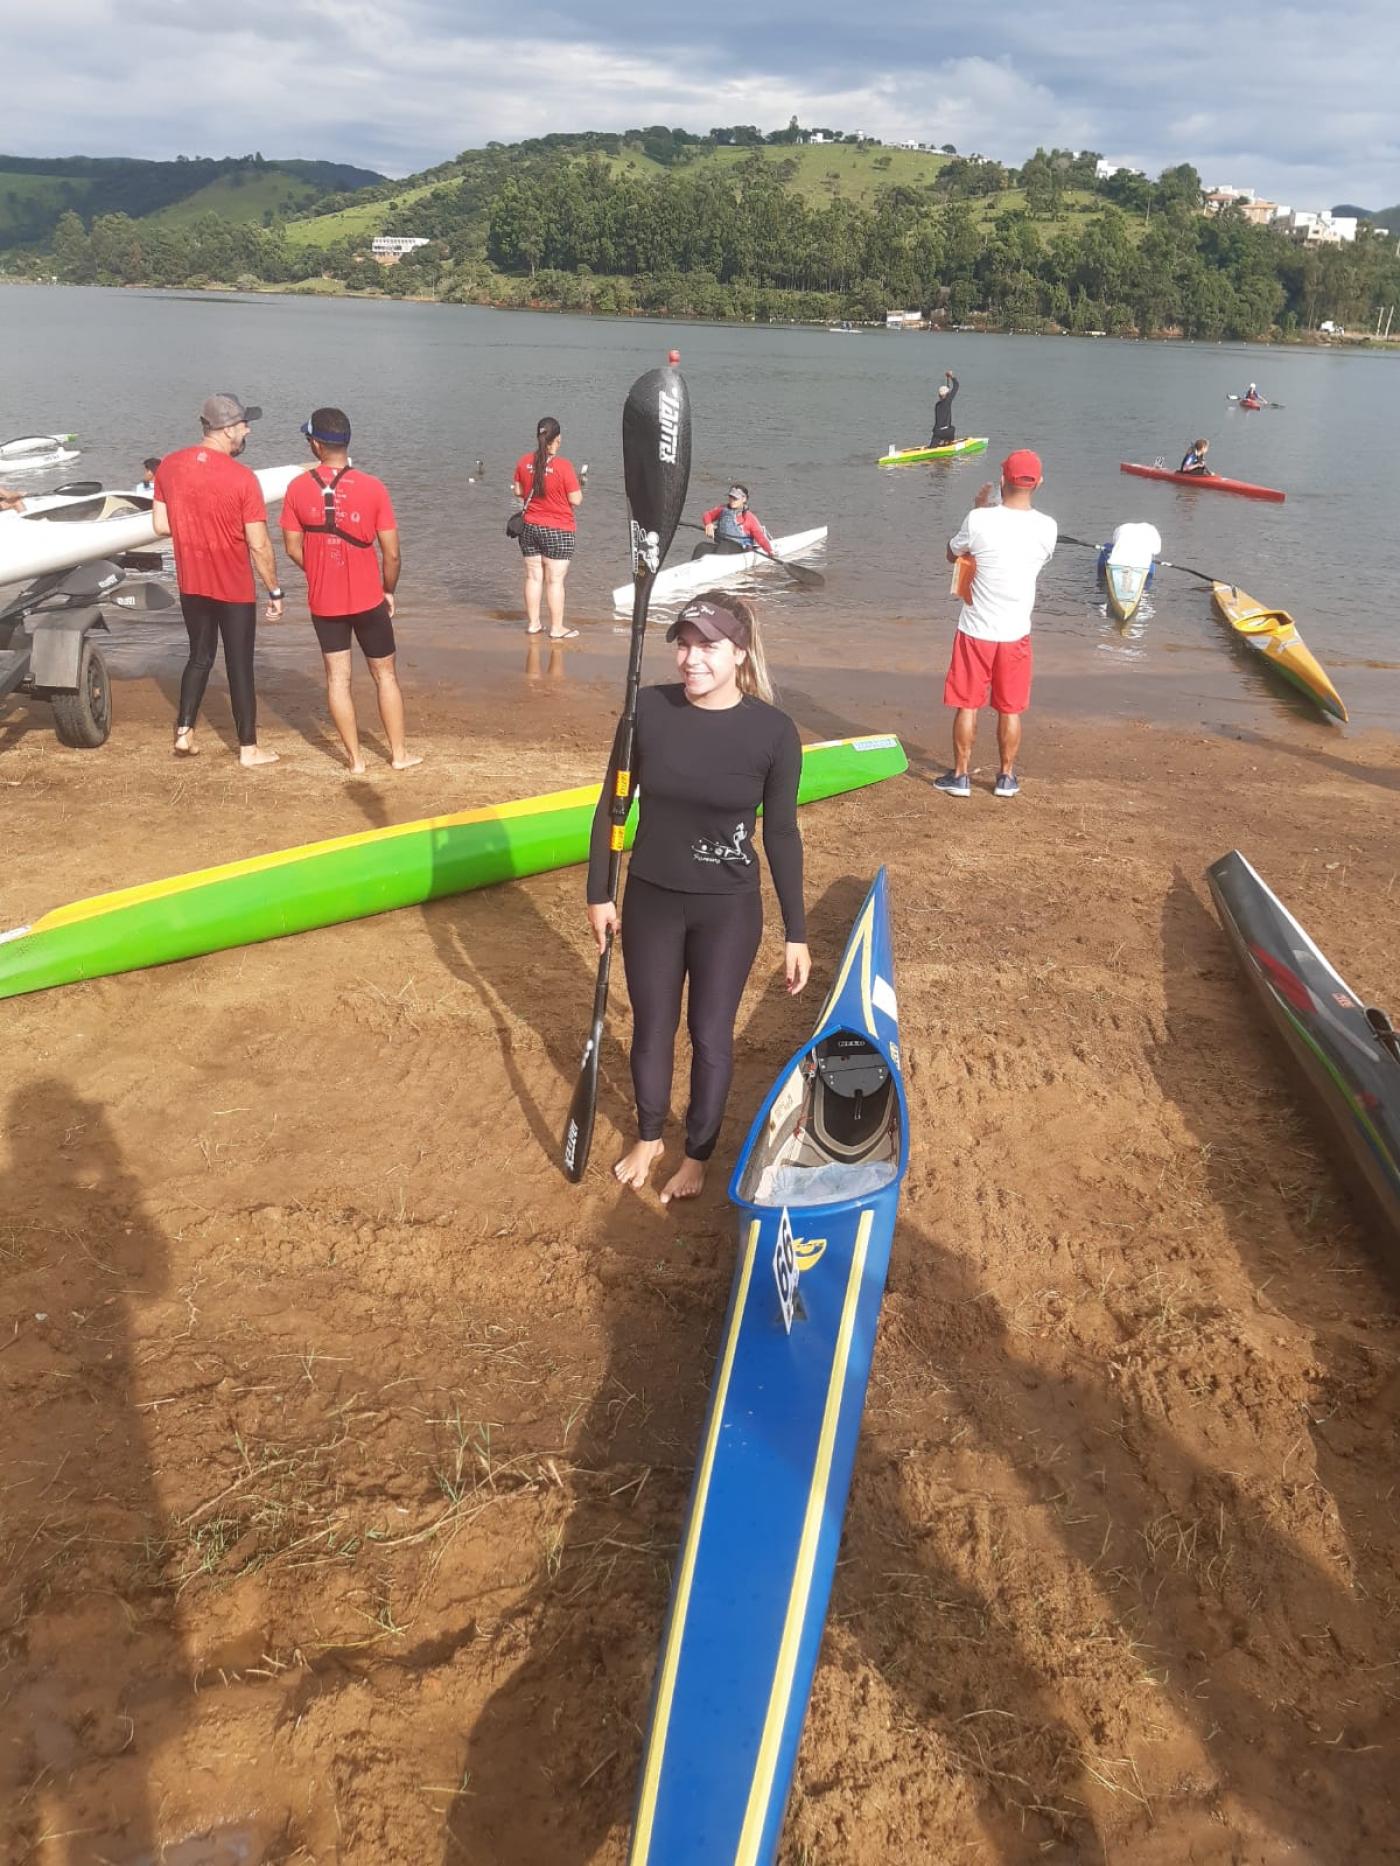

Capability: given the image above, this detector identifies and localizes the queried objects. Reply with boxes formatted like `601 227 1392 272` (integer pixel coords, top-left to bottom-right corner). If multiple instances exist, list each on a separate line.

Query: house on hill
372 235 430 263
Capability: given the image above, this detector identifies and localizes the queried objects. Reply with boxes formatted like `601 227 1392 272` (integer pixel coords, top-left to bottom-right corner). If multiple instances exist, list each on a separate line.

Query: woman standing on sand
586 590 811 1205
512 416 583 639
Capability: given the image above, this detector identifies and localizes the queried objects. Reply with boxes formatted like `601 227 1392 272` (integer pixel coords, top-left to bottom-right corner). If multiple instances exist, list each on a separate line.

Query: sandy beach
2 655 1399 1864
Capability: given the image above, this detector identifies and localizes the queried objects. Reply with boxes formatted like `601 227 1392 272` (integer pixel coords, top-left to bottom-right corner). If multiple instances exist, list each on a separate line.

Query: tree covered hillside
10 129 1399 342
0 153 384 249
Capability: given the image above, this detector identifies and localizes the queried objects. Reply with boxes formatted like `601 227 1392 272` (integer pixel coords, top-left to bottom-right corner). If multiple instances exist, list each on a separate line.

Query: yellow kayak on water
1210 583 1348 722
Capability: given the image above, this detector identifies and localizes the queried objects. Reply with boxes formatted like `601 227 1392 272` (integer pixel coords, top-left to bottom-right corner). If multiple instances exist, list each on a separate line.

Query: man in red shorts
280 407 420 773
935 448 1057 799
152 393 283 766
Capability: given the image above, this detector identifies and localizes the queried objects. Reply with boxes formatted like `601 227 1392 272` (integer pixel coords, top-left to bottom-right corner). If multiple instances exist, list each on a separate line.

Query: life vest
300 466 374 548
715 504 754 547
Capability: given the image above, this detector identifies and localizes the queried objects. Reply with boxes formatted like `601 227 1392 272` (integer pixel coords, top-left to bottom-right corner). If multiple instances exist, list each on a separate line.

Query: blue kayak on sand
628 868 909 1866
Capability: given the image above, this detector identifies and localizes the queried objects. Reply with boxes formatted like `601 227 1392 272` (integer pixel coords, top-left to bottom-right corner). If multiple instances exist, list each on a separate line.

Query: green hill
0 153 384 249
12 127 1399 343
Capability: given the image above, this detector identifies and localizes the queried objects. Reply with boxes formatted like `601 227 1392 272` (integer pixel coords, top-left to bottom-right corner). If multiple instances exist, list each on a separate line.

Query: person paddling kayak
1179 437 1213 476
929 370 958 446
1239 382 1266 407
691 484 774 561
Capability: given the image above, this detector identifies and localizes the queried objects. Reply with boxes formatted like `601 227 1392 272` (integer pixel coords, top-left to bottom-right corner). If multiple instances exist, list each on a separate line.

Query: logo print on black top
692 822 752 867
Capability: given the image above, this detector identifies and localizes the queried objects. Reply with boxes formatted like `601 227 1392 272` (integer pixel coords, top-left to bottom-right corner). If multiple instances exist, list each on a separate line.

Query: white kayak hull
0 432 78 463
611 526 827 611
1 447 81 474
0 464 301 591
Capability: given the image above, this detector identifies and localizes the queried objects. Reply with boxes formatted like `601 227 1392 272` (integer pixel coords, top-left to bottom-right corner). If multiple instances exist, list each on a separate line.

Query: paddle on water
1059 532 1218 584
680 519 826 590
562 353 693 1184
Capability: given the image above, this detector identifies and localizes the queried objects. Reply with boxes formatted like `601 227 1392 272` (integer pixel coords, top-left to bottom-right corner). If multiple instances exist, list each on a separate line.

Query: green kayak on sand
0 735 909 1000
877 437 988 467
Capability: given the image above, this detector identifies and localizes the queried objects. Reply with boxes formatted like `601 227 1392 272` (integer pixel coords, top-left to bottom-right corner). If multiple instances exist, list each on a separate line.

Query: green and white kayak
877 437 988 467
0 734 908 1000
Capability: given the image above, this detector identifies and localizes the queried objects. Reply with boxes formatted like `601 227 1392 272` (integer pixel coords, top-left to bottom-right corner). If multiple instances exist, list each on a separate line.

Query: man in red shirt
280 407 420 773
152 393 283 767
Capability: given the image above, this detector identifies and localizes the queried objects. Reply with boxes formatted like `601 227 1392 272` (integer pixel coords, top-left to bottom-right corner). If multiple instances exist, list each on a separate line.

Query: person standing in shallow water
586 590 811 1205
512 416 582 639
279 405 421 774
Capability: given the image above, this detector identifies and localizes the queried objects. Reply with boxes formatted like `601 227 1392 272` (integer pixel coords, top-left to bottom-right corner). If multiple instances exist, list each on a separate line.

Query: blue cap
301 416 351 445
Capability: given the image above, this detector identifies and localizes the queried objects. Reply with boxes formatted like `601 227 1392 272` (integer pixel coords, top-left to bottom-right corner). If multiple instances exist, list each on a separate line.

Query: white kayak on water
0 464 300 591
0 433 81 472
611 525 827 611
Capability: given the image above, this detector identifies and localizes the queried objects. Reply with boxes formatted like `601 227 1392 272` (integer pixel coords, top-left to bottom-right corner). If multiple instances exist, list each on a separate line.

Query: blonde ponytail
694 590 774 703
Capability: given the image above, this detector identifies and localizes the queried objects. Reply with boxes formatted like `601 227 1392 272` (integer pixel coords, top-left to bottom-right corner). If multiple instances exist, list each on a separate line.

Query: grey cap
200 393 262 430
665 597 751 647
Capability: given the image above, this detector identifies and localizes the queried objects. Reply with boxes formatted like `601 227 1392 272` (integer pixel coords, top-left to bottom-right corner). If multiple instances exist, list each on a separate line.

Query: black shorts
519 523 576 561
312 601 396 659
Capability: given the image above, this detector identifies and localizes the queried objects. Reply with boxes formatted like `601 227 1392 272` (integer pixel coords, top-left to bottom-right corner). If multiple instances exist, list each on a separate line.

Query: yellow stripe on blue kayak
735 1208 874 1863
630 1220 763 1864
814 895 876 1038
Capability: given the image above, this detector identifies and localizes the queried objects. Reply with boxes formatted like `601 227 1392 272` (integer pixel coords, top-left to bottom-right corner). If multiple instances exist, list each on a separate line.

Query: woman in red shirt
511 416 583 639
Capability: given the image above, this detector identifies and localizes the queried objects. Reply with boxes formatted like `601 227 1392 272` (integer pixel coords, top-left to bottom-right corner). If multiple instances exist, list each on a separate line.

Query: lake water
3 283 1399 737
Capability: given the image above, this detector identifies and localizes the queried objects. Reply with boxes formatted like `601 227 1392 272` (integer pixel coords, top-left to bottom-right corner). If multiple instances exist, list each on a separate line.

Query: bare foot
345 756 367 775
660 1157 706 1205
173 728 199 757
238 745 279 768
526 624 544 635
614 1138 664 1189
391 752 424 770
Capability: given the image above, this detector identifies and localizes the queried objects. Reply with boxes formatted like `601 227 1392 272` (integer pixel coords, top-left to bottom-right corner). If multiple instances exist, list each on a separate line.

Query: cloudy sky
7 1 1398 209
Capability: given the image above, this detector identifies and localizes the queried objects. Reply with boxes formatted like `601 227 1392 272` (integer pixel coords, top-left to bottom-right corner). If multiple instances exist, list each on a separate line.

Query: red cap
1001 448 1042 488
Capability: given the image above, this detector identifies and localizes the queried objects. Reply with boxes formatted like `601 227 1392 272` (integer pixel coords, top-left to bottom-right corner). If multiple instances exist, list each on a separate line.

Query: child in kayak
692 485 774 560
1179 438 1212 475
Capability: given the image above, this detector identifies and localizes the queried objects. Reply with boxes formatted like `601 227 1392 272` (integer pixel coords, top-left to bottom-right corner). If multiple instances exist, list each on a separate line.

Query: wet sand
2 649 1399 1864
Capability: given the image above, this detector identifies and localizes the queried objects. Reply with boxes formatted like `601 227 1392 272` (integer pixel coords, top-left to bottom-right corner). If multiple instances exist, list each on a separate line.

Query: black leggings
621 876 764 1161
178 594 257 746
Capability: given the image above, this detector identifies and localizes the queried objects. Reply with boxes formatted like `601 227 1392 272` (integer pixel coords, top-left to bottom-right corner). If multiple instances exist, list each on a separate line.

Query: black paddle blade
778 558 825 590
622 362 692 578
563 942 613 1182
53 480 104 496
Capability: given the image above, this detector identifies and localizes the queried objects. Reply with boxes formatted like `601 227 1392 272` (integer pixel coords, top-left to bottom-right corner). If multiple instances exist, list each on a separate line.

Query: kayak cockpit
734 1028 901 1208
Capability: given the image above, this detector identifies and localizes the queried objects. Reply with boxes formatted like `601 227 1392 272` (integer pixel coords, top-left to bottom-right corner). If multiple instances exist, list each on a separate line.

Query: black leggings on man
178 594 257 746
621 875 763 1161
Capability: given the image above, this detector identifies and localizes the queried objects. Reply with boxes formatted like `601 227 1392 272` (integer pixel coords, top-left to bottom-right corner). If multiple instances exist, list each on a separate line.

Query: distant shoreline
4 275 1393 350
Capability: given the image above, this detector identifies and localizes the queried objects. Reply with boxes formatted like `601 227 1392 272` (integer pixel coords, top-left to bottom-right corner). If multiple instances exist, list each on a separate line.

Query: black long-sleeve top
586 683 807 940
932 374 959 437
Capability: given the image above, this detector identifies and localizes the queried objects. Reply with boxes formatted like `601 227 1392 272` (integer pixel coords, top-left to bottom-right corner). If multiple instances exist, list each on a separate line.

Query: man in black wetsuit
930 370 958 446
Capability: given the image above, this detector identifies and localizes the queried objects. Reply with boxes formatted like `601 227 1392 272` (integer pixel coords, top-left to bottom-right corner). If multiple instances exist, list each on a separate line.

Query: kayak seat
811 1032 896 1164
735 1030 901 1206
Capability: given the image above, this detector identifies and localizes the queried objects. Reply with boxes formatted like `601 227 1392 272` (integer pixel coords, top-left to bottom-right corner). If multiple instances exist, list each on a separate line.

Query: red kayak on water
1241 396 1263 410
1120 462 1286 503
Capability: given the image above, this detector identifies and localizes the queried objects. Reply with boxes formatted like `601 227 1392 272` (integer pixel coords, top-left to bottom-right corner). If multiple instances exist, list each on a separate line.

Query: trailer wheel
51 643 112 747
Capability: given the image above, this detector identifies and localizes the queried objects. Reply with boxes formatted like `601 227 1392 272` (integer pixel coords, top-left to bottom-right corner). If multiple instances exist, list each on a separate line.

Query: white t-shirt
1108 521 1162 569
948 504 1058 642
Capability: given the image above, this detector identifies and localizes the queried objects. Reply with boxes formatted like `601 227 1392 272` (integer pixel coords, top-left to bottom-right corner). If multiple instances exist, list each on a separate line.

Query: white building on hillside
1277 210 1357 244
372 236 431 261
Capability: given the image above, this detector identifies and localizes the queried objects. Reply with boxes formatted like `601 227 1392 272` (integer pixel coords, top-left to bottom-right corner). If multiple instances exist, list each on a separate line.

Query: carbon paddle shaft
562 361 692 1183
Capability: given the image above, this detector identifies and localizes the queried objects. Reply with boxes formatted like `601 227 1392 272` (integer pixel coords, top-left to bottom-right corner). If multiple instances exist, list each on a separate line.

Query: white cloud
3 1 1398 206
